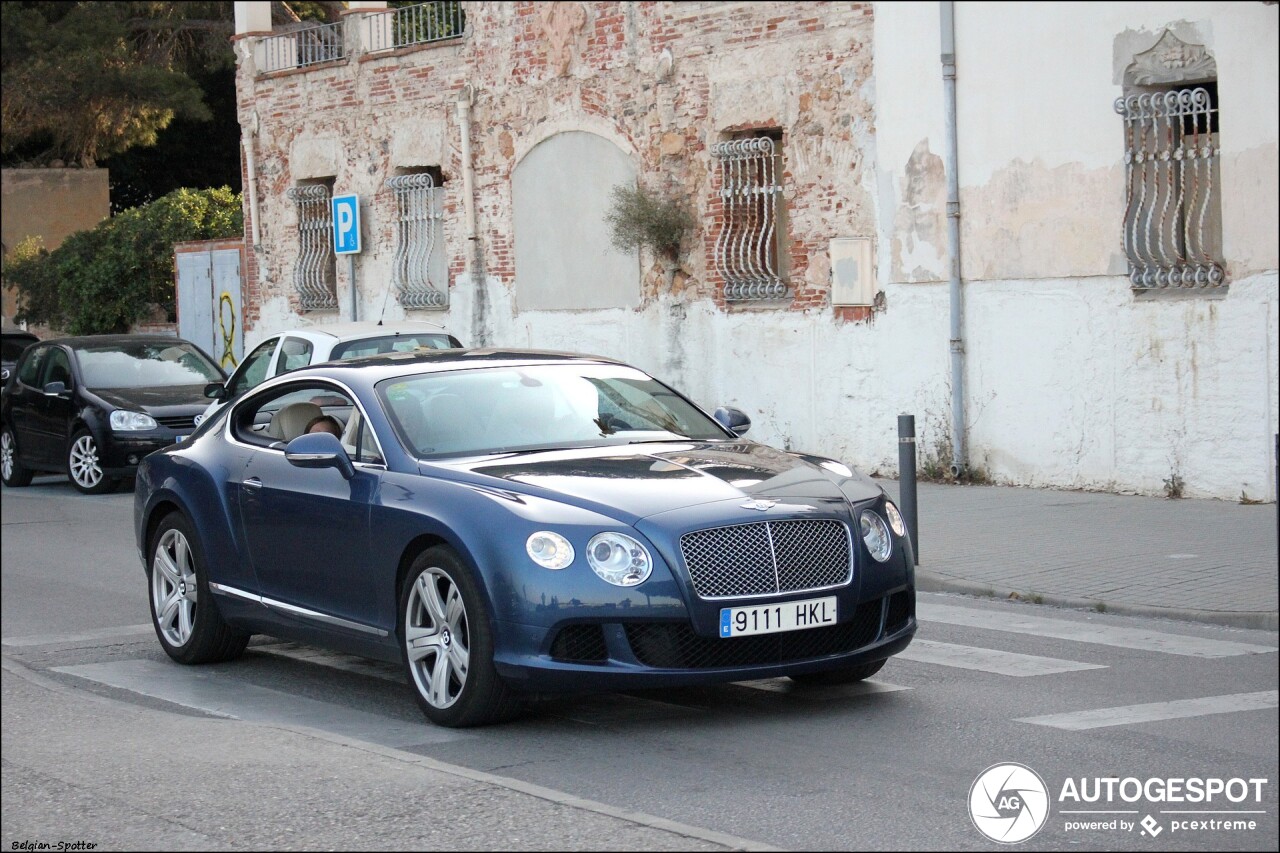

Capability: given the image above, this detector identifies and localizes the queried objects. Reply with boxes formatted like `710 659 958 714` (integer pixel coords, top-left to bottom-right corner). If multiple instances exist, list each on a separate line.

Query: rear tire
67 429 118 495
148 512 249 664
399 546 522 727
789 658 886 686
1 426 34 487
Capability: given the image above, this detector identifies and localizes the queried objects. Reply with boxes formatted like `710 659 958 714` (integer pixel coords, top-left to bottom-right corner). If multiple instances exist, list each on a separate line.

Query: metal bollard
898 414 920 562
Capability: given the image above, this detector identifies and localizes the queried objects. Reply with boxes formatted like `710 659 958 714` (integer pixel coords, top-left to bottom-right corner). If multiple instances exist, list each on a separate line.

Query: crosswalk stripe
2 623 154 647
898 639 1106 676
54 659 469 748
1016 690 1279 730
919 603 1277 657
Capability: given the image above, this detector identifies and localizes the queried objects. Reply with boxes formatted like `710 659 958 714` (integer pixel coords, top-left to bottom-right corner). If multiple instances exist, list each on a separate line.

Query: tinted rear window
330 333 459 360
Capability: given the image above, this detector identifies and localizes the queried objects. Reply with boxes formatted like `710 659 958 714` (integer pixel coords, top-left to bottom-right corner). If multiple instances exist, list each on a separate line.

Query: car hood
452 441 884 522
91 385 211 414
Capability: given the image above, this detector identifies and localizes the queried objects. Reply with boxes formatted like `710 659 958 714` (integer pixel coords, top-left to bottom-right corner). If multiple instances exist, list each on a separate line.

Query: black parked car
1 328 39 384
1 335 225 494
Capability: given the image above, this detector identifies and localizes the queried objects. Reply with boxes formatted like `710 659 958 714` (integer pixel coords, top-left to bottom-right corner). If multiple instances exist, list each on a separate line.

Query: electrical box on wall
830 237 876 306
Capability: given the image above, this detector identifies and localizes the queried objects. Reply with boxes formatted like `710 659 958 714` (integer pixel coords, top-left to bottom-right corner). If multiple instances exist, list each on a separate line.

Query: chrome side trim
208 582 388 637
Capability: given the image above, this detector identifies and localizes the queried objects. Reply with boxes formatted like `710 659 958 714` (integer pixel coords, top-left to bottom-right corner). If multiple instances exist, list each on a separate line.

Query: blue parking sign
332 194 361 255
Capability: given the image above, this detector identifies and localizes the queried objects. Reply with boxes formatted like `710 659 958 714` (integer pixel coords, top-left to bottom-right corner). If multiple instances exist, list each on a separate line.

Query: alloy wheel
404 566 471 710
1 430 15 481
69 433 103 490
151 528 199 647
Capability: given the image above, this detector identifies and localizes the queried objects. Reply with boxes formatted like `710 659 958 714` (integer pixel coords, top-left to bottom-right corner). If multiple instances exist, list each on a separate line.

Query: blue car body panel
134 349 916 693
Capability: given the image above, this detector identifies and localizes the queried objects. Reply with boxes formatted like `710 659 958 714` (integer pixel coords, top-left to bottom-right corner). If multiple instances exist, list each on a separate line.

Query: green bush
604 183 693 260
9 186 242 335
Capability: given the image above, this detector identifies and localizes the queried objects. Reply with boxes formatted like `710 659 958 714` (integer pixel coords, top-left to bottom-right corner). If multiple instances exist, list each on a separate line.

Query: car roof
262 321 454 342
295 347 626 384
30 334 200 348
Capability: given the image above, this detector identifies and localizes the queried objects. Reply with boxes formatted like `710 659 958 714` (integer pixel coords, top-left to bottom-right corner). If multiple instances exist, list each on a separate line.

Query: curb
916 570 1280 632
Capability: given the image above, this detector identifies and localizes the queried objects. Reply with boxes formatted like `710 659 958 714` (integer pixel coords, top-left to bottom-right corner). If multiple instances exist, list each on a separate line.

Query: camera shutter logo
969 762 1051 843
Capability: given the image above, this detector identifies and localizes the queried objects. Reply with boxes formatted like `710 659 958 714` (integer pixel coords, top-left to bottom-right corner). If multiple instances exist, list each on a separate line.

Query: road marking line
898 639 1106 676
1016 690 1279 731
919 603 1277 657
2 623 154 647
53 659 469 748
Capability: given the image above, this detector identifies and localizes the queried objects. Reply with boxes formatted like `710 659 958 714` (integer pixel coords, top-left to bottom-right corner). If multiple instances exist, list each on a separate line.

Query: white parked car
199 321 462 422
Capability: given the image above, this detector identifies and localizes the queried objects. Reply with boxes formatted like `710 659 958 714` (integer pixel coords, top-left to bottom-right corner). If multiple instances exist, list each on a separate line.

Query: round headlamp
859 510 893 563
884 501 907 537
586 532 652 587
526 531 574 570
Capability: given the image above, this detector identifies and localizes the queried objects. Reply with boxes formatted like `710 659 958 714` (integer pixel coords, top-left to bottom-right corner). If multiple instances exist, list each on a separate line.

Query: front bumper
493 586 916 692
100 433 186 475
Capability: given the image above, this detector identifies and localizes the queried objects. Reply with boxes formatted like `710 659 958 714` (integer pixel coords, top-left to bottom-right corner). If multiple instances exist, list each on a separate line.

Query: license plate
719 596 837 638
174 434 189 443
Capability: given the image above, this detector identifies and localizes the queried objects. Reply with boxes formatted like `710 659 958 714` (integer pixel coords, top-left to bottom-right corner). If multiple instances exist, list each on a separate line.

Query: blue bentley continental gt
133 348 916 727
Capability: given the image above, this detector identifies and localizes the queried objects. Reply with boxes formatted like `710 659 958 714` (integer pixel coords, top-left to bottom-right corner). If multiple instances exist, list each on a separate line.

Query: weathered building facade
231 0 1279 501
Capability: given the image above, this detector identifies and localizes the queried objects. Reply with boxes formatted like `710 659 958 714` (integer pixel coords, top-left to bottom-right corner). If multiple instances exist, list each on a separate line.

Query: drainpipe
456 85 488 346
941 1 967 477
243 110 262 247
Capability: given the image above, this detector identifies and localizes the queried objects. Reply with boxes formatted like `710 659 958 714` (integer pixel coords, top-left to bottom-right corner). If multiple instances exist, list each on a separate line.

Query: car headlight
586 532 652 586
110 410 158 431
884 501 907 537
859 510 893 563
526 531 574 570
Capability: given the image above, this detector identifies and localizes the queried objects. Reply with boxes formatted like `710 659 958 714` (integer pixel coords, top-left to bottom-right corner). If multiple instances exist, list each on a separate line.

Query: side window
274 337 314 375
228 338 278 397
17 346 47 388
40 348 73 388
231 382 380 464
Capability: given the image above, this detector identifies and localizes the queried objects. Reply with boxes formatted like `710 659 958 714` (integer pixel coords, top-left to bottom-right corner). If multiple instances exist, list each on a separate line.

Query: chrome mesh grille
679 519 851 599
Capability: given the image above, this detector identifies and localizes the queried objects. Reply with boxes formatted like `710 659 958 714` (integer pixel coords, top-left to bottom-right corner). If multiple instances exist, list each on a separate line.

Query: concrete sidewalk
877 480 1279 631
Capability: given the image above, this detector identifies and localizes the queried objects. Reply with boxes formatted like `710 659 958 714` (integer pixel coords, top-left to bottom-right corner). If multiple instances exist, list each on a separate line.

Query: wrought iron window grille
1115 87 1225 290
287 184 338 311
387 173 447 309
711 137 789 301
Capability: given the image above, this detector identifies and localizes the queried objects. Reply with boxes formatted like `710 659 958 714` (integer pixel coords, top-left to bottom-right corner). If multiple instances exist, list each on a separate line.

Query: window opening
287 180 338 310
711 131 788 301
387 167 447 309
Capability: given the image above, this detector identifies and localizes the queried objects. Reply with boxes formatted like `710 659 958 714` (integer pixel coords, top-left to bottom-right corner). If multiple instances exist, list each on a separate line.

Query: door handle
241 477 263 491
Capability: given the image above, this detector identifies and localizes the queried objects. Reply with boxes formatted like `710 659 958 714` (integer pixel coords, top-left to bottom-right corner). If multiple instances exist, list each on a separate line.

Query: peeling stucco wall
235 0 1278 501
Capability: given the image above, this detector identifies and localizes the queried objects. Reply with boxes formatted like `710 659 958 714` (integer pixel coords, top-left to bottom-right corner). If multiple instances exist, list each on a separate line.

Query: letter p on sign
332 194 361 255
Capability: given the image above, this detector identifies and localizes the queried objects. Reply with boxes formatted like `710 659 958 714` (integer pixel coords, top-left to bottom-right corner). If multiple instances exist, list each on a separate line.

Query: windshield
75 341 223 389
377 364 727 458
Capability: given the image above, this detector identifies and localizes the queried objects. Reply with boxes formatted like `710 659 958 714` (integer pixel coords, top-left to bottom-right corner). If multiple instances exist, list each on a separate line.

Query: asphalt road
2 478 1277 851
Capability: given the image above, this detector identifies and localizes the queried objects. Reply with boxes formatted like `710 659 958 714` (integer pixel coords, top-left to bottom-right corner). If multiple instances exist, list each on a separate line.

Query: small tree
8 186 243 335
605 183 693 261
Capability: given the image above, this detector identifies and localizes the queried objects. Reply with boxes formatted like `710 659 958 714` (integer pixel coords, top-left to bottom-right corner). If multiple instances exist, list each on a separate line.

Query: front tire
67 429 118 495
399 546 521 727
148 512 249 664
789 658 886 686
1 426 34 487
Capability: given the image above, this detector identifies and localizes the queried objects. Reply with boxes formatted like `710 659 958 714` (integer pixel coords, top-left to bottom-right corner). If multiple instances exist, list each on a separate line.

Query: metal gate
176 242 244 371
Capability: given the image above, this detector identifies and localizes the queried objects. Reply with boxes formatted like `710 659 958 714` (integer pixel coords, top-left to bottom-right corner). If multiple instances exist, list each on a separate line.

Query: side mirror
713 406 751 437
284 432 355 480
204 382 227 400
42 381 69 397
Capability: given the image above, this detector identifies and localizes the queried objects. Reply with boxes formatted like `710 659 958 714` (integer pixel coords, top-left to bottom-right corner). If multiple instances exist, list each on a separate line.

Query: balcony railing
257 20 346 73
365 2 467 53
